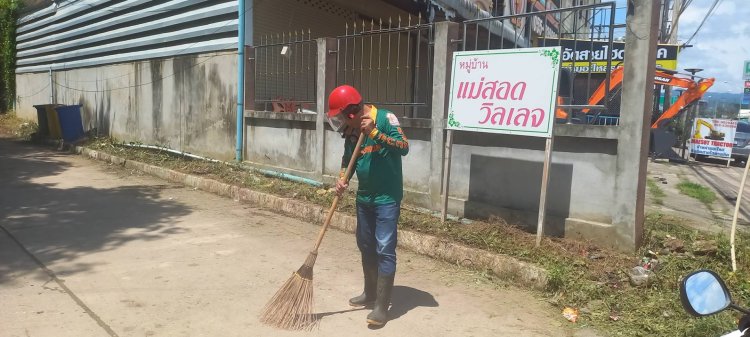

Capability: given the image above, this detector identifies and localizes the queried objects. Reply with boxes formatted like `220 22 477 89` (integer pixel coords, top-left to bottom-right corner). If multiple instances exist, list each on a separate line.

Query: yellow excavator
693 119 725 140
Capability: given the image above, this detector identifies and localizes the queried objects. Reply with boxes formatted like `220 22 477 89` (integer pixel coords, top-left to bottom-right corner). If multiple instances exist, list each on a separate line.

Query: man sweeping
326 85 409 326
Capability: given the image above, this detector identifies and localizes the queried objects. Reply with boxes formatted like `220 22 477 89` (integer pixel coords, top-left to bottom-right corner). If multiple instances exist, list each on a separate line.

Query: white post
536 136 554 247
49 66 54 104
441 129 454 223
731 156 750 272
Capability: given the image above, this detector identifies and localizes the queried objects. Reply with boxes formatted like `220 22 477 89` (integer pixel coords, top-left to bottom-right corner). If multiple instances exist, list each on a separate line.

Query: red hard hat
327 85 362 117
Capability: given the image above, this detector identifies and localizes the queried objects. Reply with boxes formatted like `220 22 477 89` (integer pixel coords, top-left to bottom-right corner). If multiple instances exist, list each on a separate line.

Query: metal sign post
535 136 554 247
441 129 453 222
443 47 561 248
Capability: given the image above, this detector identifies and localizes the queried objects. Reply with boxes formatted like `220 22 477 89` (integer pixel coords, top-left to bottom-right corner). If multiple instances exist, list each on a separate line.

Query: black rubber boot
349 261 378 307
366 274 394 326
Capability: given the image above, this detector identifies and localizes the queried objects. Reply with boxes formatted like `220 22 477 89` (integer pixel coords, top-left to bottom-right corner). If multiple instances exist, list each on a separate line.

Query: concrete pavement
689 162 750 223
0 139 574 337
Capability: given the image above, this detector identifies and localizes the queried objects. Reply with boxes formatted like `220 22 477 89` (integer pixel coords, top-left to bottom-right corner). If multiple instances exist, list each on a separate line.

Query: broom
260 132 366 330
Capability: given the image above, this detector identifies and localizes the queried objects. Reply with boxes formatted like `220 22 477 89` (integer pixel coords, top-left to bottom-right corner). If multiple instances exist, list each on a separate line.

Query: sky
614 0 749 95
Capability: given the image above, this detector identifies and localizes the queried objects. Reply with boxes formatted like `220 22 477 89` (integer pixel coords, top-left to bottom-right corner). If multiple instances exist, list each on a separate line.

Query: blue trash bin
55 105 85 143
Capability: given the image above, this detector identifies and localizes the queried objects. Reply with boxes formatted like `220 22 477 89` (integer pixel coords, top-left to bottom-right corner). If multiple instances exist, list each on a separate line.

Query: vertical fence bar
343 23 348 85
377 19 382 102
293 31 298 106
605 2 615 114
287 32 291 106
425 23 434 117
587 9 596 124
263 36 268 111
475 23 480 51
369 20 374 101
360 20 365 91
386 17 392 103
406 15 414 116
352 21 357 88
413 17 423 117
245 45 254 116
500 18 505 49
396 16 402 109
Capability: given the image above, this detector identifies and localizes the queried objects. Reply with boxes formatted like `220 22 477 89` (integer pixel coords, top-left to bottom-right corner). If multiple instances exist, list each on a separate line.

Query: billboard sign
448 47 561 138
691 118 737 158
548 39 679 73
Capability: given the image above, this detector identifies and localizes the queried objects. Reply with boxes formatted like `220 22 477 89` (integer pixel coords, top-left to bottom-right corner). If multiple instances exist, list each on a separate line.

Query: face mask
327 113 347 133
328 104 359 134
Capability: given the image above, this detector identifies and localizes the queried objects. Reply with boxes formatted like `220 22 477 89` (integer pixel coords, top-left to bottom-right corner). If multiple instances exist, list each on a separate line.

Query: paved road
0 139 576 337
689 162 750 222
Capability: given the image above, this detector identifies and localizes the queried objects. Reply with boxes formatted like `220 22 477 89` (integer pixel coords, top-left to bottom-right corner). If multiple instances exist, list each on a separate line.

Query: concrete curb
74 146 548 290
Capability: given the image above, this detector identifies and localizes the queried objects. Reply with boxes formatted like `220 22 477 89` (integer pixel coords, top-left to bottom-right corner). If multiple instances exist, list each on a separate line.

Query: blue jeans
356 202 400 276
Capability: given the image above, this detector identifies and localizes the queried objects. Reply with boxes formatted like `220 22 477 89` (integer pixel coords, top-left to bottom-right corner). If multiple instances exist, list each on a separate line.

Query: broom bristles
259 252 319 330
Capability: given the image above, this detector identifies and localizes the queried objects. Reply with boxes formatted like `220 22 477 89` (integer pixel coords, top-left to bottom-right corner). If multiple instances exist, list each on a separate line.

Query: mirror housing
680 269 732 317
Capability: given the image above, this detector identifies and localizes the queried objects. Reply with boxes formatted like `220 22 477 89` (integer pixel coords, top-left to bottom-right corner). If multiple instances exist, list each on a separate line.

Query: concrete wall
244 108 620 240
16 51 239 161
242 21 647 252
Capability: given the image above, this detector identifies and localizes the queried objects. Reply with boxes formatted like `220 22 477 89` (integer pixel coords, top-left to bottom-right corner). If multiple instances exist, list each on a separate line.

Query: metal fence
336 15 434 118
254 30 317 113
461 2 620 125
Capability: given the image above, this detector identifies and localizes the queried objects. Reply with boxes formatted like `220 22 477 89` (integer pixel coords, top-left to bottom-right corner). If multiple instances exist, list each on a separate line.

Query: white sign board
691 118 737 158
447 47 561 138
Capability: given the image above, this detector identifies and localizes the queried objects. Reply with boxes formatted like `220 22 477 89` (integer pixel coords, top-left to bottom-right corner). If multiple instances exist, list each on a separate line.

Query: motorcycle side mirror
680 269 732 317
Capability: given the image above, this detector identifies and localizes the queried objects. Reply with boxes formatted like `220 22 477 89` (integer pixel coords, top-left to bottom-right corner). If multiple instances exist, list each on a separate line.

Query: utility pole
681 67 703 159
663 0 682 113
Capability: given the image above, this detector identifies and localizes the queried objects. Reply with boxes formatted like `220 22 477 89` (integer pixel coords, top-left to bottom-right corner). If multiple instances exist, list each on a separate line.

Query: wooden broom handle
311 132 366 253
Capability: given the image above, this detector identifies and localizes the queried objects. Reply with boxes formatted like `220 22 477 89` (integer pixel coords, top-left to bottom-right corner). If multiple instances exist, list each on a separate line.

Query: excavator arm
570 66 714 129
650 78 714 128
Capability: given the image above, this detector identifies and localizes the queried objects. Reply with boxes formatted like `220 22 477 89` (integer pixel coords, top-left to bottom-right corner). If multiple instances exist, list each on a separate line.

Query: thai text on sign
448 47 561 138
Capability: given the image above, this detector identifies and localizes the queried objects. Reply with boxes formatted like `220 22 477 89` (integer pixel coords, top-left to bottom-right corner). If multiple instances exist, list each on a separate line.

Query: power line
17 82 51 98
53 49 236 92
683 0 723 46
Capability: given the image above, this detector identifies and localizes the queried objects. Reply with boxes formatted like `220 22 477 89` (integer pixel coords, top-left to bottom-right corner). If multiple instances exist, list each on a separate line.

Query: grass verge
0 112 36 139
647 178 666 205
678 181 718 207
11 134 750 337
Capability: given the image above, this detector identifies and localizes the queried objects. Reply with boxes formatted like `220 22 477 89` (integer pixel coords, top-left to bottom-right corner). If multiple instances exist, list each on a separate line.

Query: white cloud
600 0 747 93
674 0 749 93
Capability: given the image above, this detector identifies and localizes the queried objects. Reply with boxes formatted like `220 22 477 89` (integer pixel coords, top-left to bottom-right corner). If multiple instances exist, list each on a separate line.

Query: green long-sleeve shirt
341 106 409 205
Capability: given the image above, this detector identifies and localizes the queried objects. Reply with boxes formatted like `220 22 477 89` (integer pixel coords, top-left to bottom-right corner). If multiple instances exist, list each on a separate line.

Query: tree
0 0 18 113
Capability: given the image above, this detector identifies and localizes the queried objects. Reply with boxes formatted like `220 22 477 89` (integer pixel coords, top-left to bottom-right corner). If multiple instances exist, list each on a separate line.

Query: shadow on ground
314 285 438 325
0 139 191 284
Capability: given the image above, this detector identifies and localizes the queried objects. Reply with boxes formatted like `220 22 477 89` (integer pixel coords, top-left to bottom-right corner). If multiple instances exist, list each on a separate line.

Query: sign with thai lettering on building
448 47 561 138
549 39 679 73
529 0 559 39
691 118 737 158
508 0 528 35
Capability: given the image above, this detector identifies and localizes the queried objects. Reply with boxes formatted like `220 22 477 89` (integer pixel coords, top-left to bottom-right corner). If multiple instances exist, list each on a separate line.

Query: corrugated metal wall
16 0 238 73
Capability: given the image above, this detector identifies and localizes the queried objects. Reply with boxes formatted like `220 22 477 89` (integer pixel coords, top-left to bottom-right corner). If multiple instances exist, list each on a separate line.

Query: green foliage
0 0 18 113
677 181 717 206
647 178 666 205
